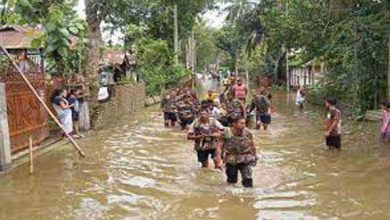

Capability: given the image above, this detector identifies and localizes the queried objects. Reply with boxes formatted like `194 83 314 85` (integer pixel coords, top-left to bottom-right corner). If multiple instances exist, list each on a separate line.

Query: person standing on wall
68 89 84 138
51 88 73 138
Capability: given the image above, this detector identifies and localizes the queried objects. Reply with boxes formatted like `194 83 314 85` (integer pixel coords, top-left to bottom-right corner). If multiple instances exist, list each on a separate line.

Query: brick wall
94 83 146 129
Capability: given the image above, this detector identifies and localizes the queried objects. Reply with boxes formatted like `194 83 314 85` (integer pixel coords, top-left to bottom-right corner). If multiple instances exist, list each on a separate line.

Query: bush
135 38 190 96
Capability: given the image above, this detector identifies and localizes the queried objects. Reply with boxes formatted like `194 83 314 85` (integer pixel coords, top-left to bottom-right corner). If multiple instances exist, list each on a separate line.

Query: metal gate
0 66 49 153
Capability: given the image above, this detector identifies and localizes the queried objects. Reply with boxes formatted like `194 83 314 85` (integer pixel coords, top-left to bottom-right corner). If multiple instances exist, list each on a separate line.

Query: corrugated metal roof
101 49 135 65
0 25 44 49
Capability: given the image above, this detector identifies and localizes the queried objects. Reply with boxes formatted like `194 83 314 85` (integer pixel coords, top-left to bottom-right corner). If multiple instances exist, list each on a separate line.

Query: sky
76 0 228 44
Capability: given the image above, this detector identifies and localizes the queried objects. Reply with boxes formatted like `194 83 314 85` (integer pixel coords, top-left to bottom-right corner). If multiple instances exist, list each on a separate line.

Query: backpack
193 118 219 150
223 128 255 164
255 95 269 113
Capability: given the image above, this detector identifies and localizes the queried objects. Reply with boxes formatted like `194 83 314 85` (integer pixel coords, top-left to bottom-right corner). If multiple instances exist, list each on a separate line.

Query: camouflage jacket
177 101 195 119
191 119 222 151
162 98 177 113
223 128 256 165
226 98 243 117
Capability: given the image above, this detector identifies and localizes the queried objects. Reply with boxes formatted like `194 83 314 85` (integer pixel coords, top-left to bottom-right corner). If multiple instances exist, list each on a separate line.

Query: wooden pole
0 44 86 157
29 136 33 174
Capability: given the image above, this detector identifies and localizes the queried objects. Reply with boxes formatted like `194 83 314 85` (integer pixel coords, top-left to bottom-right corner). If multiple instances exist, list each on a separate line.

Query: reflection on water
1 91 390 220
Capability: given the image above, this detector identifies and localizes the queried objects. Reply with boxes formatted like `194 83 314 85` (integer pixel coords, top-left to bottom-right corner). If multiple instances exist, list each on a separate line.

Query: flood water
1 80 390 220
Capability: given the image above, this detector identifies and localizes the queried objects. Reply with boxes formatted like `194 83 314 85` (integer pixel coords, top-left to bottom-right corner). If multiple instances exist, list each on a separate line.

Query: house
100 49 136 83
289 60 325 88
0 25 49 154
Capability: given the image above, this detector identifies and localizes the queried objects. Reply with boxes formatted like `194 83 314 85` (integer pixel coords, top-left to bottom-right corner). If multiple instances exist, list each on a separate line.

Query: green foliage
223 0 390 112
193 21 224 72
2 0 87 75
104 0 215 49
128 25 190 95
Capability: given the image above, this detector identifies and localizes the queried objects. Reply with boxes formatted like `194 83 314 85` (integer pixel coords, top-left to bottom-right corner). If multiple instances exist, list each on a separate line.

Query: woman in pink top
380 100 390 143
232 78 248 103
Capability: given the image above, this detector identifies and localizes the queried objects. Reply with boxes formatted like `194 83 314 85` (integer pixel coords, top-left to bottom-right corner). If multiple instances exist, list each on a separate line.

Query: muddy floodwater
1 86 390 219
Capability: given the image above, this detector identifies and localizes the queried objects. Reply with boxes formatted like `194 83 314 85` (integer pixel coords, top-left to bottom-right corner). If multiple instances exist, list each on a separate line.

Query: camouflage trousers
225 163 254 187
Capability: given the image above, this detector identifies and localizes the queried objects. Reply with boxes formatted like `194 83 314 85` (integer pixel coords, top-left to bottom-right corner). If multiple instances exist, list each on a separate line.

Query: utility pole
191 30 196 73
286 47 290 93
285 0 290 93
173 3 179 65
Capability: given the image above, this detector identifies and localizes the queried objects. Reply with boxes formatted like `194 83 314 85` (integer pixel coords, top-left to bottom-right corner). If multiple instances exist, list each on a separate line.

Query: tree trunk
85 0 105 126
85 20 102 125
273 48 286 83
235 50 240 76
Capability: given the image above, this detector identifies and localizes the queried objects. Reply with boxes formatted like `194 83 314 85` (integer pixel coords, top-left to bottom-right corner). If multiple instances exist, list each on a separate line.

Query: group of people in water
160 73 390 187
161 77 274 188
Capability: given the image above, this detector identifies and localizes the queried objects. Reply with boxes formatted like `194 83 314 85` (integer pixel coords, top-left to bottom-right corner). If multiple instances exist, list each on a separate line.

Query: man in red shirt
232 78 248 104
325 98 342 150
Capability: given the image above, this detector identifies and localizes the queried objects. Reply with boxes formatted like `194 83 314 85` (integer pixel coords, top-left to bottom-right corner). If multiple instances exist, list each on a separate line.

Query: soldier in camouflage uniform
191 93 201 116
225 92 245 125
177 95 196 130
217 116 257 187
161 91 178 127
188 109 225 168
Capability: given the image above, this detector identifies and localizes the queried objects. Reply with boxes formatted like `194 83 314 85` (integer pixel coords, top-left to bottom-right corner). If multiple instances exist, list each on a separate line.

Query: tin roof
0 25 44 49
101 49 135 65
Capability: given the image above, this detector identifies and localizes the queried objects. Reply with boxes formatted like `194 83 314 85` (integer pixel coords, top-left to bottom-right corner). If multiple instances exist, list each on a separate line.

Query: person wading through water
324 97 342 150
296 85 306 110
187 109 224 168
248 88 272 130
177 95 195 130
216 116 258 187
161 91 178 127
380 100 390 144
225 92 245 125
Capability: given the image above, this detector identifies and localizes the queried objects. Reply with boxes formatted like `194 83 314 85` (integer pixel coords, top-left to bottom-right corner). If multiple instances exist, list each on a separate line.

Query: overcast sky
76 0 227 44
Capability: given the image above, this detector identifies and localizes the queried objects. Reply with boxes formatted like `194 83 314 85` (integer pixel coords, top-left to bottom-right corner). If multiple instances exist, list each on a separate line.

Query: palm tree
223 0 257 23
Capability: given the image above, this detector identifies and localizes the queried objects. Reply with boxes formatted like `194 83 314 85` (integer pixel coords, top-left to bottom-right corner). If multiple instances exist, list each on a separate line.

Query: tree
5 0 86 75
83 0 215 101
192 20 224 72
230 0 390 112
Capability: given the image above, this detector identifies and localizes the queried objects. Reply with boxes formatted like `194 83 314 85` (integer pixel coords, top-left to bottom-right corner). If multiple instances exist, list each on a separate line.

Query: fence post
0 83 12 171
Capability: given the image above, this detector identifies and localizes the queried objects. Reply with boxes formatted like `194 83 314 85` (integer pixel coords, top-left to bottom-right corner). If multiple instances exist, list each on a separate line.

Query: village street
0 78 389 219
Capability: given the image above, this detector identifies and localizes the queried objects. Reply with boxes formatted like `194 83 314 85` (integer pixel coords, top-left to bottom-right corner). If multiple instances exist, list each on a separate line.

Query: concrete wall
94 83 146 129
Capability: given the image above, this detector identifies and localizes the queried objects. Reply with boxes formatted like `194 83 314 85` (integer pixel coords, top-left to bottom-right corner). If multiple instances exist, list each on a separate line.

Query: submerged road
0 80 390 219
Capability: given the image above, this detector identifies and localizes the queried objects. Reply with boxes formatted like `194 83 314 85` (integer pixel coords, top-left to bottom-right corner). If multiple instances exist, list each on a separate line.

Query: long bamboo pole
0 44 86 157
29 136 34 174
